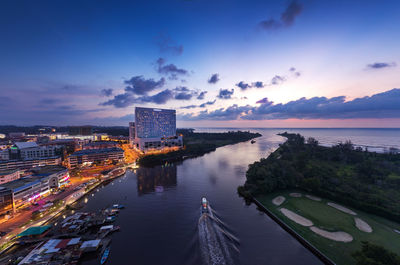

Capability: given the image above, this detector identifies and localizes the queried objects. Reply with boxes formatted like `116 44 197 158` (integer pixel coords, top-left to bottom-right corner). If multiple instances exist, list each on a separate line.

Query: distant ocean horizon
192 127 400 153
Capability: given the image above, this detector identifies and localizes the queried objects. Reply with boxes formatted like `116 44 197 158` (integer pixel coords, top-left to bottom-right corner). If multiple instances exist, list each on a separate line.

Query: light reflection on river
79 129 327 265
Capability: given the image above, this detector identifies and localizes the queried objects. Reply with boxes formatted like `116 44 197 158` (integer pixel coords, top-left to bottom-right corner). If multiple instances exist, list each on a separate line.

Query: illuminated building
0 169 21 184
129 122 135 146
0 187 13 217
134 107 182 152
0 157 62 171
0 166 69 213
13 142 63 160
68 147 124 168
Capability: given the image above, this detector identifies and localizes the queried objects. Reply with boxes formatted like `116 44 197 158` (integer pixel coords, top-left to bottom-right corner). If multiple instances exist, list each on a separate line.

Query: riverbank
138 131 261 166
0 165 129 256
238 132 400 264
255 190 400 265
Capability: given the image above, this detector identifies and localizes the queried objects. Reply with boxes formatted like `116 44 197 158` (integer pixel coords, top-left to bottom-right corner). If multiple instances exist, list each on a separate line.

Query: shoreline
251 196 336 265
138 131 261 167
0 165 129 255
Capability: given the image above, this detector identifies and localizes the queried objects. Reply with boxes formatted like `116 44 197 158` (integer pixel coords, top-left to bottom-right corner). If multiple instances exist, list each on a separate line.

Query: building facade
0 157 62 171
129 122 135 146
134 107 182 152
0 169 21 184
68 147 124 168
0 166 69 214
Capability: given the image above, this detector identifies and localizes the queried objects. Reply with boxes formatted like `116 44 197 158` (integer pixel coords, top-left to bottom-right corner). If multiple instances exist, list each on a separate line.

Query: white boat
201 197 209 213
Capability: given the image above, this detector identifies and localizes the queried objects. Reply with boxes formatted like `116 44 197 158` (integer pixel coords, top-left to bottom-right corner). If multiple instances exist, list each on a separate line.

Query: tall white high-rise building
134 107 182 152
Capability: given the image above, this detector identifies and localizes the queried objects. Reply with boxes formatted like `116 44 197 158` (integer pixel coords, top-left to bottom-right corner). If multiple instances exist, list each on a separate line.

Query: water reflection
136 164 177 195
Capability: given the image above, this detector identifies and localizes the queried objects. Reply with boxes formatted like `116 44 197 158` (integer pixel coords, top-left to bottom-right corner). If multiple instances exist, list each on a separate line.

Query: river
78 128 400 265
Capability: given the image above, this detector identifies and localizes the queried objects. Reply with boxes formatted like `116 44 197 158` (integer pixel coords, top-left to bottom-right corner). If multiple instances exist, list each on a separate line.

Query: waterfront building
134 107 183 152
0 169 21 184
68 147 124 168
0 166 69 213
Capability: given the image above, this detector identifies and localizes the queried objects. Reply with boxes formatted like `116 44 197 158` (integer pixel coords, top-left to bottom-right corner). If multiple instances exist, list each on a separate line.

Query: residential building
134 107 183 152
68 147 124 168
0 169 21 184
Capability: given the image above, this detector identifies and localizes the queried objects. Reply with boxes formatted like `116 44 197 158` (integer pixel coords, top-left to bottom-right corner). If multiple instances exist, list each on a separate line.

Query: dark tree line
239 132 400 222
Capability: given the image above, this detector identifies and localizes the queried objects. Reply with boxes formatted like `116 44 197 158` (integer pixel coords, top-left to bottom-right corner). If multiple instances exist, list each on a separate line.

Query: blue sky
0 0 400 127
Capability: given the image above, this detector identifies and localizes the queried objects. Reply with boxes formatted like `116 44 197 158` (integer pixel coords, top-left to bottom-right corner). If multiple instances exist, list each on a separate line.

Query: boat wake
198 205 240 265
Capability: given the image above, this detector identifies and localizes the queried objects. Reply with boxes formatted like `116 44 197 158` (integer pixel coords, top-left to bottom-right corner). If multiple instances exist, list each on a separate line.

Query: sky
0 0 400 128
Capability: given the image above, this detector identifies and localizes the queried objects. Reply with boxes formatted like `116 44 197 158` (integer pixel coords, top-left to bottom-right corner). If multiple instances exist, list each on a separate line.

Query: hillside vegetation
239 132 400 222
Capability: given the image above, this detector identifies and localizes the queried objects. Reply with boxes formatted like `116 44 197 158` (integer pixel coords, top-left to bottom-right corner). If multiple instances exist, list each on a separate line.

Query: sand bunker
327 202 357 215
280 208 313 227
289 193 302 197
355 218 373 233
310 227 353 242
305 195 321 201
272 196 286 206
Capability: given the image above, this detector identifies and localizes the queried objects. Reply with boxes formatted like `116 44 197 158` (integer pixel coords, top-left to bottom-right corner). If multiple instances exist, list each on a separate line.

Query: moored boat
100 247 110 264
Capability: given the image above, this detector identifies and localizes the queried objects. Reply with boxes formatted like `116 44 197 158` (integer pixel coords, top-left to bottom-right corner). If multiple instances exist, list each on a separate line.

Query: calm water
79 128 400 265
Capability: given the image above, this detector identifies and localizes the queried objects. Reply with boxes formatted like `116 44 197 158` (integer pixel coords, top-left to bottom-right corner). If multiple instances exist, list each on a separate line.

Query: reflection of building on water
136 164 177 195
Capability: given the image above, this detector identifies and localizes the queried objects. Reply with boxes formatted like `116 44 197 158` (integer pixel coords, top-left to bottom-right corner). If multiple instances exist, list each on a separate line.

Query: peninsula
239 133 400 265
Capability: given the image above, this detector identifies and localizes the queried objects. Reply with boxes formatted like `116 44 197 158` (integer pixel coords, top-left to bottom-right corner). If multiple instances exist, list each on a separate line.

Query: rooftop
17 225 51 237
29 165 67 176
14 142 39 149
0 169 20 176
0 177 42 191
70 147 123 156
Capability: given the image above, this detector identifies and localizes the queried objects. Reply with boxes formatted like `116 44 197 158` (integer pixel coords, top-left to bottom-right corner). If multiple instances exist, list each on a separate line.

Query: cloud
367 62 396 69
270 75 286 85
208 73 220 84
281 0 303 26
180 105 197 109
156 57 188 76
124 76 165 95
101 86 198 108
100 93 137 108
259 0 303 30
180 100 216 109
217 89 234 99
256 97 271 104
141 89 174 104
179 89 400 120
252 81 265 88
199 100 216 108
100 88 113 97
236 81 251 90
179 104 252 121
197 91 207 100
155 34 183 55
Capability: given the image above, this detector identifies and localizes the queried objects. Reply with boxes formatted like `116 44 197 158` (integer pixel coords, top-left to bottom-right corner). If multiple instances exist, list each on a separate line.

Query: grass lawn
257 190 400 265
